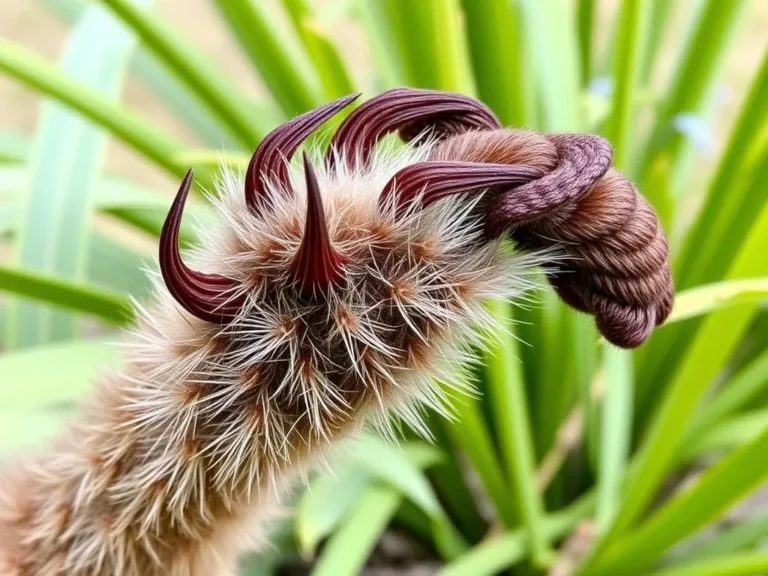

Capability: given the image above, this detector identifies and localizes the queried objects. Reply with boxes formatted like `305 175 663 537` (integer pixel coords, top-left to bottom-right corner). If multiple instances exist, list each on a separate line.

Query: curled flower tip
160 169 245 323
327 87 502 170
244 93 361 212
379 160 543 217
289 153 347 295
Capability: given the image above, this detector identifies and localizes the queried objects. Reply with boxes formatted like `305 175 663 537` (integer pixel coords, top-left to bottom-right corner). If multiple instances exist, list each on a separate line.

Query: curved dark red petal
245 93 361 212
160 170 245 323
379 161 543 217
327 88 502 170
289 154 347 295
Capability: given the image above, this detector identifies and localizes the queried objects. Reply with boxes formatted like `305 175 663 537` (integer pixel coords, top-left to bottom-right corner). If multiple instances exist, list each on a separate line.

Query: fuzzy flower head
155 88 673 454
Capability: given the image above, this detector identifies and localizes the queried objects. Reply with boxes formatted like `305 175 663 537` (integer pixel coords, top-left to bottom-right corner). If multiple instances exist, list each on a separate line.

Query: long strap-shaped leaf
0 40 213 186
0 264 134 327
6 1 147 348
585 203 768 568
587 425 768 574
99 0 264 145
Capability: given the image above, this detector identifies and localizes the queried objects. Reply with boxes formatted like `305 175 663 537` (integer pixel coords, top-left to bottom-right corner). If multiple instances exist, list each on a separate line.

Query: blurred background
1 1 767 575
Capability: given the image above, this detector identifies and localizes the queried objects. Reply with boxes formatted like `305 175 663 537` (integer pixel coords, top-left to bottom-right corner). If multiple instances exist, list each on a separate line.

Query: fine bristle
0 141 548 575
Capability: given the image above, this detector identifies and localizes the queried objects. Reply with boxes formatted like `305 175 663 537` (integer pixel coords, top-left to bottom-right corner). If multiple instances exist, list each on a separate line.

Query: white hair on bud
0 140 553 575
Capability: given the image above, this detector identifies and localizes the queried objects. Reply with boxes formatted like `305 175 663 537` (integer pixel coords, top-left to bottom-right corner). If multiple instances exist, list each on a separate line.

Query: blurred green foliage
0 0 767 574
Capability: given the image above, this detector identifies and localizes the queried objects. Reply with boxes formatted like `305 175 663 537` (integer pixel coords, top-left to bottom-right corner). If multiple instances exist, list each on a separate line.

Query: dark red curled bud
160 170 246 323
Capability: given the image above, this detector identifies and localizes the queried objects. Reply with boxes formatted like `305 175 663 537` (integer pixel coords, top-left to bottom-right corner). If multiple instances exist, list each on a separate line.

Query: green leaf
520 0 581 130
685 348 768 440
0 264 134 326
7 0 147 347
649 551 768 576
214 0 321 118
639 0 675 84
311 483 401 576
447 391 517 527
676 50 768 289
375 0 471 93
38 0 262 148
99 0 263 144
354 1 404 88
596 348 633 533
485 298 551 565
296 463 371 557
637 0 747 181
0 40 208 186
439 493 595 576
282 0 356 100
586 203 768 567
461 0 532 126
0 339 119 411
602 0 650 170
588 426 768 574
670 513 768 564
667 278 768 325
576 0 595 83
678 410 768 464
638 50 768 402
347 436 440 516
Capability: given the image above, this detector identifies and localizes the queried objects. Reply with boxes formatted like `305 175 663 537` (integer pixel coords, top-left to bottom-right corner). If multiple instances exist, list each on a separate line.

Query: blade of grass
638 51 768 398
637 0 747 182
666 513 768 564
0 339 119 411
296 464 371 557
665 278 768 325
602 0 650 170
685 348 768 440
584 203 768 567
354 1 405 88
425 414 486 543
460 0 532 126
38 0 261 148
446 392 517 527
0 265 134 326
595 347 633 533
577 0 595 84
637 146 768 421
377 0 470 92
0 165 211 246
677 410 768 464
438 493 595 576
675 50 768 289
587 425 768 574
649 551 768 576
281 0 356 100
99 0 264 144
0 40 213 187
639 0 675 85
311 484 401 576
8 0 147 347
213 0 321 118
348 436 467 559
485 298 552 566
519 0 581 130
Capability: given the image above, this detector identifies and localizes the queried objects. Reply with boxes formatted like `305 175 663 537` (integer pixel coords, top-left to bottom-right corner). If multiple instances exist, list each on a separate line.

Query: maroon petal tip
289 153 346 295
379 161 543 217
245 94 360 212
160 169 244 323
327 88 501 170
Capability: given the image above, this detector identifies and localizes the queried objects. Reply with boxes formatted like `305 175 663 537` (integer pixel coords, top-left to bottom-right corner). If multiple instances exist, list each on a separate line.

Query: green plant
0 0 766 574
